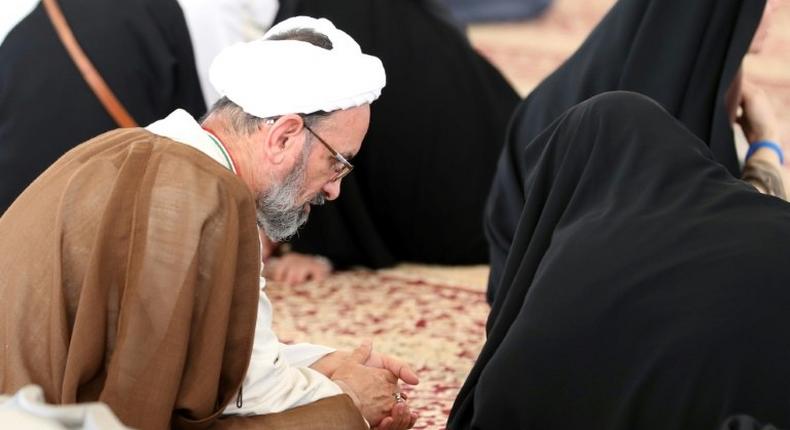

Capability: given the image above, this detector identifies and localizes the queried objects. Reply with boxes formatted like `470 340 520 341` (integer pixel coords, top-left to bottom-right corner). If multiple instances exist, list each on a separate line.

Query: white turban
208 16 386 119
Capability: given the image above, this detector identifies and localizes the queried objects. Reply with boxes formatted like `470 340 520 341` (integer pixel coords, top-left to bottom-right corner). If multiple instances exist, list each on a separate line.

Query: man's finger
349 340 373 363
376 416 394 430
391 402 409 429
382 356 420 385
408 412 418 429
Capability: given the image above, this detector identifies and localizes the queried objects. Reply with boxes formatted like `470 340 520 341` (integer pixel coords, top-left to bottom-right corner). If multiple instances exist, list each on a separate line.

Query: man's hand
310 343 420 387
264 252 333 284
331 342 405 426
310 342 420 428
363 346 420 386
362 343 419 429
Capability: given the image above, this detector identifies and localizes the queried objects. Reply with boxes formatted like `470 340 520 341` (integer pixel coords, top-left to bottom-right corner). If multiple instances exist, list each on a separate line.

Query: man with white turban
0 16 418 430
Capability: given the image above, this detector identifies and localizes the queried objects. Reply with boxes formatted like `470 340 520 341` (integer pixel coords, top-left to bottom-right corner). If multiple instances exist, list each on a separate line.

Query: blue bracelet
745 140 784 165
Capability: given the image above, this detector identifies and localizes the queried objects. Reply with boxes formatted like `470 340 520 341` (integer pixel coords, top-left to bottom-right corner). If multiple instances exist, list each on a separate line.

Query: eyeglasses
303 123 354 182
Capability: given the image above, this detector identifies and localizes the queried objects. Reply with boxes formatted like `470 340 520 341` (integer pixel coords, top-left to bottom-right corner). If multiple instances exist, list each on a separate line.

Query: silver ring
393 392 405 403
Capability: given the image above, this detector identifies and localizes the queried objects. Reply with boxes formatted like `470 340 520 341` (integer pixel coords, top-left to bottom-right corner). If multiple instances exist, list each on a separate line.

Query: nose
322 179 341 201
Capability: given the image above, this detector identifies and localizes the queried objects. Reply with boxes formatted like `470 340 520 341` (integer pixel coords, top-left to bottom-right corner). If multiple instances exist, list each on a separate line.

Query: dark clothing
0 0 205 214
276 0 520 268
449 92 790 430
485 0 765 301
722 416 783 430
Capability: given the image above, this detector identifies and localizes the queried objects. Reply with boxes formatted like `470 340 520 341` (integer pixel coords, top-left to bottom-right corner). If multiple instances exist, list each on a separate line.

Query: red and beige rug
269 265 489 429
271 1 790 428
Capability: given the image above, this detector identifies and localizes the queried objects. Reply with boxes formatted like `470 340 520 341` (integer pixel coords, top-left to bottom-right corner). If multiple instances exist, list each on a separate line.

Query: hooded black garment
275 0 520 268
485 0 766 301
448 91 790 429
0 0 205 214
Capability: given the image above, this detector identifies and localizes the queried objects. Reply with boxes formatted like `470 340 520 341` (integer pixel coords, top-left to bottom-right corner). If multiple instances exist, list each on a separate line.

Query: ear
261 114 306 165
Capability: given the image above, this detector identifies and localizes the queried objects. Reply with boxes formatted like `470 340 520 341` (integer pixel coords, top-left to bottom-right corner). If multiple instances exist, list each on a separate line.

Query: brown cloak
0 129 363 429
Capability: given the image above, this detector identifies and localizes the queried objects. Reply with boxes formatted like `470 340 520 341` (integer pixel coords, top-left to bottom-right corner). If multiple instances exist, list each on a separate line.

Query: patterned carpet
269 266 489 429
271 1 790 428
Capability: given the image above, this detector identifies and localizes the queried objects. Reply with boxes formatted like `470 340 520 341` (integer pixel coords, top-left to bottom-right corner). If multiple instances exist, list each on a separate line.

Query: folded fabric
209 16 386 118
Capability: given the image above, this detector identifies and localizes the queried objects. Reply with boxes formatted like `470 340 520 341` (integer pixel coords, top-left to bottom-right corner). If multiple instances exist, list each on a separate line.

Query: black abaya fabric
0 0 205 214
448 92 790 429
485 0 766 300
275 0 520 268
722 416 783 430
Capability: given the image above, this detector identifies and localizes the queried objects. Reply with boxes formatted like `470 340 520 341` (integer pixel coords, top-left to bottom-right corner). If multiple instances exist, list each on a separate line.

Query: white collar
146 109 237 173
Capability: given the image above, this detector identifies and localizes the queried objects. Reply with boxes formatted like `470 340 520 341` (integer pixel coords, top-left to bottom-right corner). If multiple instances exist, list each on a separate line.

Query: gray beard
256 155 326 242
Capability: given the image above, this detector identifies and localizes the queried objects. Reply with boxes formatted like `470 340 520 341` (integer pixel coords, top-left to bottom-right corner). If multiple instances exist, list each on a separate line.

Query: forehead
315 105 370 154
327 105 370 130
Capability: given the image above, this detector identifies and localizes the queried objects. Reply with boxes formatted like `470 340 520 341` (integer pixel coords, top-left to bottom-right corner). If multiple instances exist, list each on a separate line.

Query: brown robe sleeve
0 129 260 429
213 395 368 430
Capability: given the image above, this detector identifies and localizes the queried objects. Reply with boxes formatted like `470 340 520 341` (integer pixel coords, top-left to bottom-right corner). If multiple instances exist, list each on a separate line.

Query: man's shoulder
80 128 219 168
67 128 253 202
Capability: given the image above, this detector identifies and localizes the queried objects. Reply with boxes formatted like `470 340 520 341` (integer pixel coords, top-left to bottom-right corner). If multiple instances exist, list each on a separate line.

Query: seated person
0 0 207 215
449 90 790 430
176 0 520 285
262 0 520 284
484 0 780 302
0 17 417 430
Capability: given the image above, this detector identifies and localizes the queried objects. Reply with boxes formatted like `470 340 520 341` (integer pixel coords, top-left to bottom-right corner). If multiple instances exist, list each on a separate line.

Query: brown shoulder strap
42 0 138 128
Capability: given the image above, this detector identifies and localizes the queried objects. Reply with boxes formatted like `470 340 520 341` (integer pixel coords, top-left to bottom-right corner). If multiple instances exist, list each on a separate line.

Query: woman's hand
737 80 781 145
264 252 333 284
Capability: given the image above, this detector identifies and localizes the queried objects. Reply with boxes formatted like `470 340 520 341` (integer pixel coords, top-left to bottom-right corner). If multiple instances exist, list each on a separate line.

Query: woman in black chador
484 0 769 302
449 90 790 430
